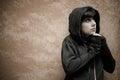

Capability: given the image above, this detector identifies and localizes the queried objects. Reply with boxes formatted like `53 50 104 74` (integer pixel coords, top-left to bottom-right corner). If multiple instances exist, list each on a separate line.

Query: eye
84 18 92 22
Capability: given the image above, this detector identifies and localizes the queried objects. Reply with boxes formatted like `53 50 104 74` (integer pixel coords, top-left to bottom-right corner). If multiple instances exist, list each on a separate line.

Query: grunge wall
0 0 120 80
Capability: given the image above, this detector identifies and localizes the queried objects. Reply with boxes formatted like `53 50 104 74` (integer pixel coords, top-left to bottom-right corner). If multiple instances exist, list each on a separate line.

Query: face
81 17 96 36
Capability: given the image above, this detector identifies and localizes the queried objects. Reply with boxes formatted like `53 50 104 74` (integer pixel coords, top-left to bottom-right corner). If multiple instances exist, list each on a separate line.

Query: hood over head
69 6 100 44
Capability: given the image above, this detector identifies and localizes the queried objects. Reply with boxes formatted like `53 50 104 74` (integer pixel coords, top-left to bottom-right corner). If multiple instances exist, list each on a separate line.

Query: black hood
69 6 100 44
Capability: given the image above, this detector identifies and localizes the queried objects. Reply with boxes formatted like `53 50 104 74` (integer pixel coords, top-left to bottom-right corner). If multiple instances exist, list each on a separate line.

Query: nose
91 19 96 27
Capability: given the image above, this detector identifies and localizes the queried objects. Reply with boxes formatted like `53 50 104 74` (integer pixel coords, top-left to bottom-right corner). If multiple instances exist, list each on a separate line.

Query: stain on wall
0 0 120 80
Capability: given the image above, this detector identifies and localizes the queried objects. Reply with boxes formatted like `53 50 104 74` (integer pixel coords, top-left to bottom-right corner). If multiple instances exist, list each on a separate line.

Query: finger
93 33 101 36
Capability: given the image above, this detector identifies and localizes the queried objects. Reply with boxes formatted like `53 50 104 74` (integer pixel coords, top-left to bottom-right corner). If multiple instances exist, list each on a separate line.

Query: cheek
82 24 90 32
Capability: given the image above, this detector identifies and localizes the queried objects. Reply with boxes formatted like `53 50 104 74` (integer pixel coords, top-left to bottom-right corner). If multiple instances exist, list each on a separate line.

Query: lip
90 28 96 31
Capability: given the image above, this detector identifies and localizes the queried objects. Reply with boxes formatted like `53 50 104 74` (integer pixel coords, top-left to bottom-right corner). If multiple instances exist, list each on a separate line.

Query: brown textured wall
0 0 119 80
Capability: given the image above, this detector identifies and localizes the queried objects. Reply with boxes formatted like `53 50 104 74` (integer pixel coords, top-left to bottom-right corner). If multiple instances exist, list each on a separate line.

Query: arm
61 37 101 75
101 37 116 73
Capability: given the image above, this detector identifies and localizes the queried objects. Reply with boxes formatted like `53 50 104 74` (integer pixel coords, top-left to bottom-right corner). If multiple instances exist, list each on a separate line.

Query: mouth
90 28 96 31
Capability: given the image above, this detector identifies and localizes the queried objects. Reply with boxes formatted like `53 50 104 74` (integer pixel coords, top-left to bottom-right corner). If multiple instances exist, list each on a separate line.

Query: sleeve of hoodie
61 36 101 75
101 36 116 73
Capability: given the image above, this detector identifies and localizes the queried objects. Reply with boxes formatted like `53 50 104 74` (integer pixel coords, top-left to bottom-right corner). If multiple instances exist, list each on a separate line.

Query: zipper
94 60 97 80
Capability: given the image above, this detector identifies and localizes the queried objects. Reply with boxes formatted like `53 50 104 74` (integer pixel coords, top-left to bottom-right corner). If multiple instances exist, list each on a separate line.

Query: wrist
87 35 102 45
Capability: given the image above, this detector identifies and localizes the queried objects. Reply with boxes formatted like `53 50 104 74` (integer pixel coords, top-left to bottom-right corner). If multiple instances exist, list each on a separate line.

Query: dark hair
69 6 100 44
81 7 99 23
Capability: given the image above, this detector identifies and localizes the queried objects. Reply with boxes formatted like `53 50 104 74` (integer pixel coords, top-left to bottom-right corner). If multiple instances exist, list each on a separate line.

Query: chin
91 32 95 34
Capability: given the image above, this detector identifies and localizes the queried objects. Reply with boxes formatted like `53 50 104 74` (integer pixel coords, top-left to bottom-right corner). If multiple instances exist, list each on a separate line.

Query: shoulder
62 35 75 45
62 35 81 48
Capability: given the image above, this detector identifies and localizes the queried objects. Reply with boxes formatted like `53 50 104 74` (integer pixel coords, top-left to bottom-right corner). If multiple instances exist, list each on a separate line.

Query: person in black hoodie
61 6 116 80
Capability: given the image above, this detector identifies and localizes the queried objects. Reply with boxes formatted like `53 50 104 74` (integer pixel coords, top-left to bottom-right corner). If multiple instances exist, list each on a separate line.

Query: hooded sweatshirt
61 6 115 80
